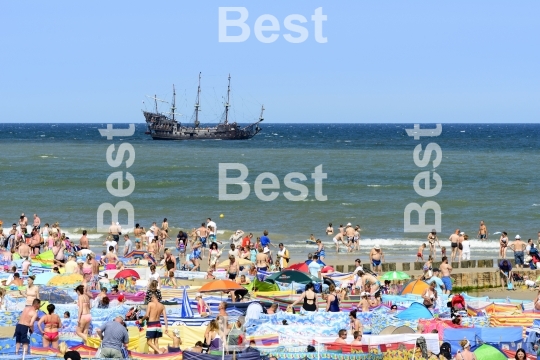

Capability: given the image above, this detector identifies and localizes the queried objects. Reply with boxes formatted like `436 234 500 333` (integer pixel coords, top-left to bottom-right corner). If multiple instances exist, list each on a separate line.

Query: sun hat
263 247 270 254
173 329 181 337
196 292 202 298
374 245 381 250
515 235 521 239
459 232 465 235
347 223 352 226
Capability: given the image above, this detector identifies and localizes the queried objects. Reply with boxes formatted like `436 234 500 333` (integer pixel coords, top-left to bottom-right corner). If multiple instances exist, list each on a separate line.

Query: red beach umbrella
286 262 309 272
114 269 140 280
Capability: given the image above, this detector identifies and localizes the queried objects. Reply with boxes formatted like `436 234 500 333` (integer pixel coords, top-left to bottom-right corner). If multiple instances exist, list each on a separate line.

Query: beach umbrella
114 269 140 279
33 272 57 285
399 279 429 295
38 286 76 304
47 273 83 287
473 344 507 360
198 279 244 293
265 270 321 284
124 250 146 259
216 258 253 268
180 287 194 318
285 262 309 272
381 271 410 281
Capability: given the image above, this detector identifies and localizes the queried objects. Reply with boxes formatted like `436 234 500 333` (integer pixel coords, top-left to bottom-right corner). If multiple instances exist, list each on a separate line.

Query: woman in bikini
359 270 381 297
23 275 40 306
422 282 437 309
499 231 509 259
75 284 91 343
457 339 477 360
427 230 440 259
105 246 118 270
349 310 363 335
38 303 62 349
288 282 319 313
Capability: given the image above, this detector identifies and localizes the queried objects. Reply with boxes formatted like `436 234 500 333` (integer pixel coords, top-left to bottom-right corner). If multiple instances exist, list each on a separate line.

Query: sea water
0 123 539 263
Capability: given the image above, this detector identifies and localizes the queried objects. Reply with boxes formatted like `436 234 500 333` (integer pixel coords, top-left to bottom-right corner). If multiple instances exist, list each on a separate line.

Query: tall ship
143 73 264 140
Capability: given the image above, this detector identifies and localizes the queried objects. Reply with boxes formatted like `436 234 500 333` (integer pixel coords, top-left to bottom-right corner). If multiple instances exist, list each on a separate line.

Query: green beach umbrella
381 271 410 281
265 270 321 284
473 344 507 360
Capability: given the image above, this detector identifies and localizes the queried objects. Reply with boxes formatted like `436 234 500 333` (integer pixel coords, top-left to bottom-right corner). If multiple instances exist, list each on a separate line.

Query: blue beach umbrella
33 272 57 285
181 287 194 318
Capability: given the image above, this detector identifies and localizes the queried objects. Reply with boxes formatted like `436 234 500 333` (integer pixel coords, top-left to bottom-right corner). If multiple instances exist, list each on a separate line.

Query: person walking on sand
140 293 169 354
96 316 129 358
509 235 526 270
478 220 488 241
416 244 426 262
14 298 41 355
449 229 460 262
369 245 384 275
440 256 453 295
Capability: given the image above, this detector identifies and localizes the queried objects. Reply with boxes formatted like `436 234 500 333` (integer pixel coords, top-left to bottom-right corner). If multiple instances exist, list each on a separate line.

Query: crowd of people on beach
2 213 540 358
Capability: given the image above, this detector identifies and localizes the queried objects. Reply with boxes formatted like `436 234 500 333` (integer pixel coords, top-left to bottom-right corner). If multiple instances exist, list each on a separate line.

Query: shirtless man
335 329 348 344
140 293 168 354
148 238 158 260
357 292 370 312
18 240 31 259
333 232 345 253
14 298 41 354
478 220 488 241
369 245 384 275
351 331 363 345
33 214 41 229
256 247 269 271
353 225 361 252
80 230 89 250
449 229 460 262
197 223 209 257
21 213 28 226
440 256 453 295
109 221 121 242
30 228 41 255
345 224 355 253
509 235 527 270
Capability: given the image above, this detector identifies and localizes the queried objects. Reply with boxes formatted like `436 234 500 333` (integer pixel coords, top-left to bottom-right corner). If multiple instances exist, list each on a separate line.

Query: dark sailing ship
143 73 264 140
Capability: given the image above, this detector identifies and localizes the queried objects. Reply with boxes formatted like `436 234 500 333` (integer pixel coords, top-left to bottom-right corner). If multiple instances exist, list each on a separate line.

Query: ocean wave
341 203 353 206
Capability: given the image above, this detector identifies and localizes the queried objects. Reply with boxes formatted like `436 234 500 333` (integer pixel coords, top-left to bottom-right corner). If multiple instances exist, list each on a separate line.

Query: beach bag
507 282 514 290
121 345 129 358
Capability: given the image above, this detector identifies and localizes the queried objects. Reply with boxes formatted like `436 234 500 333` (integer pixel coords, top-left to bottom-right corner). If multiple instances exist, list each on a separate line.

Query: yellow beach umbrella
47 273 83 287
216 258 253 268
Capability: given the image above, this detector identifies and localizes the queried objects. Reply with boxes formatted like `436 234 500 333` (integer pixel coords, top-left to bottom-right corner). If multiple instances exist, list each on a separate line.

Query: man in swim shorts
369 245 384 275
15 298 41 354
478 220 488 241
449 229 460 262
440 256 453 295
141 293 168 354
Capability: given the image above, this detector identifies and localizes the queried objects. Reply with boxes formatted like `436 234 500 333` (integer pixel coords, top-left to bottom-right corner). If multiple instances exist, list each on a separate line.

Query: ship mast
224 74 231 125
194 72 201 127
171 85 176 121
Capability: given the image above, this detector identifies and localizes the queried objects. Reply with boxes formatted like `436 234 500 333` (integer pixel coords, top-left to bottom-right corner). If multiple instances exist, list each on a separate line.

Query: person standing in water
478 220 488 241
325 223 334 235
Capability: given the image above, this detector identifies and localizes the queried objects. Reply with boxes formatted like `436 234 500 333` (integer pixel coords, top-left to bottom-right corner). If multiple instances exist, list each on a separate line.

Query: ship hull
149 130 258 140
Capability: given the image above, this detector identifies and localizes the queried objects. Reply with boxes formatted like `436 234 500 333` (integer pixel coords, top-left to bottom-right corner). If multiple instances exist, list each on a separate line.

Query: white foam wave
341 203 353 206
287 238 502 250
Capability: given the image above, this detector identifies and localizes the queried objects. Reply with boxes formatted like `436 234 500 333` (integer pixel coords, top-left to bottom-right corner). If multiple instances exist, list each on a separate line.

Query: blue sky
1 1 539 123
